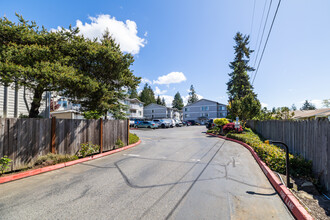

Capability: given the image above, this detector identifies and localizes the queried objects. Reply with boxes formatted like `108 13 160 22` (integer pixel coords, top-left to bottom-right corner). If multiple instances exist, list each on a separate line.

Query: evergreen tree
291 104 297 111
172 92 184 110
128 88 139 99
156 95 162 105
226 32 255 102
161 97 166 106
188 85 199 104
300 100 316 110
139 83 156 106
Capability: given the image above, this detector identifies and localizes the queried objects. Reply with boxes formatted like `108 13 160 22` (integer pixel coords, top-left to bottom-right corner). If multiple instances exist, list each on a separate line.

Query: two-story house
144 103 180 120
183 99 227 124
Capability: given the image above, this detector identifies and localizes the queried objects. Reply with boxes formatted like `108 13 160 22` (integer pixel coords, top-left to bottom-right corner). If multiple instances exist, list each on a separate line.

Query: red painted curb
206 133 313 220
0 140 142 184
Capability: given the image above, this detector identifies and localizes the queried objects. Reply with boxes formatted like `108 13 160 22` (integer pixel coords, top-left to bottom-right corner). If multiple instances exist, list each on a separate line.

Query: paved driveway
0 126 293 219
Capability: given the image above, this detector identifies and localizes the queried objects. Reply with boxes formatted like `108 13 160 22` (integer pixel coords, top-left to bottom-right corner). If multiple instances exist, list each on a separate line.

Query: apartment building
183 99 227 124
143 103 181 120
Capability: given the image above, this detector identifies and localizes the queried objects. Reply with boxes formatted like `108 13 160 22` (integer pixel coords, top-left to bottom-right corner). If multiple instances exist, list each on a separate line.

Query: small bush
129 133 140 145
214 118 230 126
0 156 12 175
226 128 313 178
35 153 78 166
78 142 100 157
223 122 243 133
115 138 124 148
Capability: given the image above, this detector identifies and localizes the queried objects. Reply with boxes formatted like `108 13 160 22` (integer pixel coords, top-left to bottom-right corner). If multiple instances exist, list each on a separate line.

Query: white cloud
159 95 173 107
153 72 187 85
154 87 167 95
141 78 152 85
261 102 268 108
53 14 146 55
144 31 148 37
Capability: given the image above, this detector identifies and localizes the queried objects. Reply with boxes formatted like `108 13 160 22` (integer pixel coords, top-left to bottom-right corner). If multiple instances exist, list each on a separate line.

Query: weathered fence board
247 119 330 191
0 118 129 172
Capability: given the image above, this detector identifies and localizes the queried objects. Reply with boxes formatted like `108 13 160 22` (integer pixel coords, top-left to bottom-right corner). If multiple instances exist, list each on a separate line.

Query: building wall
144 103 168 119
0 84 49 118
183 99 227 123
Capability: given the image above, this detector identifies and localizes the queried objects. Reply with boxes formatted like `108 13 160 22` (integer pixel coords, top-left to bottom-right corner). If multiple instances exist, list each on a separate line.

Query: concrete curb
206 133 313 220
0 140 142 184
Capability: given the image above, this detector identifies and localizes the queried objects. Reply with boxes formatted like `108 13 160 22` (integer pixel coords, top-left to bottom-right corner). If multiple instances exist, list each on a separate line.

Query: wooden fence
0 118 129 172
247 119 330 191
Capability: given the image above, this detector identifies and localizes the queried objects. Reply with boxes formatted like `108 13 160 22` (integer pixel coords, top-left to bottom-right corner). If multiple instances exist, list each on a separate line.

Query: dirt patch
277 173 330 220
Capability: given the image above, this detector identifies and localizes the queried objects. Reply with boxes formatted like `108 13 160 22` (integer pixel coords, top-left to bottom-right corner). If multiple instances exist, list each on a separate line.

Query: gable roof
292 108 330 119
183 98 226 108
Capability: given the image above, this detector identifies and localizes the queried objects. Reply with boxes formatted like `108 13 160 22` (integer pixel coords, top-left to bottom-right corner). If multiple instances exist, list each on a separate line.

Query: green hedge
227 128 312 178
129 133 140 145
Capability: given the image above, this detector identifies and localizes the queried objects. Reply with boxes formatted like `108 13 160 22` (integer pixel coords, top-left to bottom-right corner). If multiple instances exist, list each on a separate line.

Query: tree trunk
29 86 44 118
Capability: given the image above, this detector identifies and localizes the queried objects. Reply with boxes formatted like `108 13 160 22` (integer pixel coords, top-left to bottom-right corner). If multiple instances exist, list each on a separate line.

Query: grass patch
35 153 78 166
129 133 140 145
226 128 313 178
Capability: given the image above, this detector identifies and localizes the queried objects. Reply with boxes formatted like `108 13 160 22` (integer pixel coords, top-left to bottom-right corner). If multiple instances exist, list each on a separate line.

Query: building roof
292 108 330 119
183 98 226 108
125 98 144 104
144 103 179 111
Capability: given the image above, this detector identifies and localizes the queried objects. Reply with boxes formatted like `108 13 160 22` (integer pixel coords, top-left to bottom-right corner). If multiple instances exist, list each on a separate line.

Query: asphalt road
0 126 293 220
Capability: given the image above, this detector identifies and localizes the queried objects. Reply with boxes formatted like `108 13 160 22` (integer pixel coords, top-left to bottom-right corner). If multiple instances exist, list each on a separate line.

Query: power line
252 0 273 75
250 0 256 36
251 0 268 68
252 0 282 85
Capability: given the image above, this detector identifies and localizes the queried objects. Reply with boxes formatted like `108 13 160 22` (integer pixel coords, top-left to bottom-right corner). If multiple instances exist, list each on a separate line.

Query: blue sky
1 0 329 109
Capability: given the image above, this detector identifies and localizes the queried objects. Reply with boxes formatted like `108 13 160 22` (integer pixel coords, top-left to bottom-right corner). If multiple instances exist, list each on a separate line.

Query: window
201 106 209 111
185 108 188 112
219 106 226 111
185 114 189 118
152 110 154 113
201 113 209 117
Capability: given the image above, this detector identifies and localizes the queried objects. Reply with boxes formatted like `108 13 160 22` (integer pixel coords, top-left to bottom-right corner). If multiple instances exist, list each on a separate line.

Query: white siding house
0 84 49 118
123 98 144 119
183 99 227 124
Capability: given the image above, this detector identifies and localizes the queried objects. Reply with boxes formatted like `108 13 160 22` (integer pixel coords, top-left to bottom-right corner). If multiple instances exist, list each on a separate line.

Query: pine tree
156 95 162 105
128 88 139 99
161 97 166 106
172 92 184 110
188 85 199 104
226 32 255 102
300 100 316 110
139 84 156 106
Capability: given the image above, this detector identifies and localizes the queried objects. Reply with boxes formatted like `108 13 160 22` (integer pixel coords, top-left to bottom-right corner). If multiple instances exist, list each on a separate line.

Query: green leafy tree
322 99 330 108
226 32 255 102
0 14 140 118
139 83 156 106
172 92 184 110
227 92 261 124
188 85 199 104
156 95 162 105
300 100 316 110
273 107 295 120
161 97 166 106
254 107 273 120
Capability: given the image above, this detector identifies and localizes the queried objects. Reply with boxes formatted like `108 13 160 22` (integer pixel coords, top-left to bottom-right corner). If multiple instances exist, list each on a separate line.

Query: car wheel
161 124 165 128
148 126 151 128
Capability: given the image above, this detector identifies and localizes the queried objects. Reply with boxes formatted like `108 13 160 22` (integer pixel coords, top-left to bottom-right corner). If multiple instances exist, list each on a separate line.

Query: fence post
51 117 56 154
100 118 103 153
127 118 130 145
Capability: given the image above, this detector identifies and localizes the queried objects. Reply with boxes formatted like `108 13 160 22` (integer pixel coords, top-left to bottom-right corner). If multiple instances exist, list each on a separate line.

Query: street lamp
265 140 293 188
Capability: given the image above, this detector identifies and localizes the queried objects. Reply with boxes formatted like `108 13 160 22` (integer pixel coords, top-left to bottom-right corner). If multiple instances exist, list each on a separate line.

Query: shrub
78 142 100 157
0 156 12 175
115 138 124 148
214 118 230 126
129 133 140 145
223 122 243 133
226 128 313 178
35 153 78 166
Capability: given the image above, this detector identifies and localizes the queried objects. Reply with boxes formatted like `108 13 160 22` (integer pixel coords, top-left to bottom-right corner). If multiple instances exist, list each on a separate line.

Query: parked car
175 119 183 127
183 121 191 126
152 119 170 128
187 120 196 125
162 119 175 128
135 121 158 129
